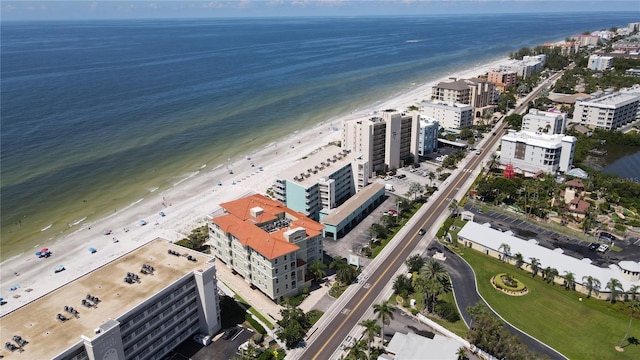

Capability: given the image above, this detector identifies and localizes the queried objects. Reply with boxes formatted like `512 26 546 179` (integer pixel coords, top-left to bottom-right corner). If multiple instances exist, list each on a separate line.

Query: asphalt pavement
437 244 566 360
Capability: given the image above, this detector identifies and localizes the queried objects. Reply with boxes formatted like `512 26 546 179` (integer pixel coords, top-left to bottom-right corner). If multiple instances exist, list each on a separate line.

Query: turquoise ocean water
2 13 639 260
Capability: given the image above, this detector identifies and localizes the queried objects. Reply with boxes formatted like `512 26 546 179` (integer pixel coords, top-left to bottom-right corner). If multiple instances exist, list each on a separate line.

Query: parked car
597 244 609 253
223 327 239 340
397 174 407 179
588 242 599 251
193 334 212 346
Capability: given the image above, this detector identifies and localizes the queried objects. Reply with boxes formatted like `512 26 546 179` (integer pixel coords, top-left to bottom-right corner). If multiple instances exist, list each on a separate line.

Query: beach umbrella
88 247 97 253
35 252 41 257
0 297 4 302
41 248 49 253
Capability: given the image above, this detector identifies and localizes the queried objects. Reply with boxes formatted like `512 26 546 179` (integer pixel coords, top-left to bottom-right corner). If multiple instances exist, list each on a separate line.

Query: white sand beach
0 57 510 316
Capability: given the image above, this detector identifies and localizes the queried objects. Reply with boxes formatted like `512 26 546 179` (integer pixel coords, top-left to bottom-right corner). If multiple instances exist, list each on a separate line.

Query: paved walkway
215 259 335 323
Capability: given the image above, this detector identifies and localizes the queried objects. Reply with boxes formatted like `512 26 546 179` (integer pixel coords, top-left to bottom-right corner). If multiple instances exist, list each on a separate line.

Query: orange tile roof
565 179 585 188
213 194 324 259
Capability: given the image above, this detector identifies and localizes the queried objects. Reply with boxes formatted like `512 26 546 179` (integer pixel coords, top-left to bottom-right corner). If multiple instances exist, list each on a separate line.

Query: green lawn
460 248 640 360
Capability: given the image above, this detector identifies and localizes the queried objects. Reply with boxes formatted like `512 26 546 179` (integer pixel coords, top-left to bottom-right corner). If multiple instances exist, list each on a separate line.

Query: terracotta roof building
208 194 324 302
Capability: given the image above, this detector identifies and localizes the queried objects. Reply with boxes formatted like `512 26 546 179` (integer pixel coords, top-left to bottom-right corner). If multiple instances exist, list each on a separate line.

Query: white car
597 244 609 253
193 334 212 346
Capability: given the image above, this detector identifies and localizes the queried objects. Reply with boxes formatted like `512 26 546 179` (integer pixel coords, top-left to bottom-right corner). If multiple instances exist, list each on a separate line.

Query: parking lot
165 326 253 360
464 202 640 267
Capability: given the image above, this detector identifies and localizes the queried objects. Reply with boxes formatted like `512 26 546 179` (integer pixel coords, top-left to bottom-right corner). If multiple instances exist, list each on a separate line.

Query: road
297 122 506 360
440 245 565 359
294 67 569 360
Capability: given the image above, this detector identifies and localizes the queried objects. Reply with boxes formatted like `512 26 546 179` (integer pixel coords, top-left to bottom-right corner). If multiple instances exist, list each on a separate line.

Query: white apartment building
342 109 419 176
431 78 496 116
521 108 567 134
499 55 545 79
499 130 577 175
573 92 640 130
272 147 368 220
208 194 323 303
420 100 473 129
418 116 439 156
1 239 221 360
588 55 614 71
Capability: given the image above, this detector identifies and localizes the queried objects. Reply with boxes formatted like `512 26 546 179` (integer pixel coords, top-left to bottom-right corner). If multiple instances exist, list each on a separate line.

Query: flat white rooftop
502 130 575 148
0 239 213 360
277 147 360 187
458 222 640 291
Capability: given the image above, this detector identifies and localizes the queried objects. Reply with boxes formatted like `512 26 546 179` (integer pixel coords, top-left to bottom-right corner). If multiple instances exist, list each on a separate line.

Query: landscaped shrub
435 301 460 322
246 313 266 335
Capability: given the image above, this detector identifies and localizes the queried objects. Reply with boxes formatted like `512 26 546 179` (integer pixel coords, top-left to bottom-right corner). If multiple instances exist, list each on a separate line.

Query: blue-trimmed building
320 182 386 240
272 147 369 221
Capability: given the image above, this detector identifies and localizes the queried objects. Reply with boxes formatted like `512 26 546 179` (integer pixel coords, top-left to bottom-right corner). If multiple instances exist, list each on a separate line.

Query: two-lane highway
300 123 506 359
297 67 568 359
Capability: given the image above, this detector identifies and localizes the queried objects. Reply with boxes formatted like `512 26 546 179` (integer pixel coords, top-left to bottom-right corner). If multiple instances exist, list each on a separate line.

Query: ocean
2 13 639 261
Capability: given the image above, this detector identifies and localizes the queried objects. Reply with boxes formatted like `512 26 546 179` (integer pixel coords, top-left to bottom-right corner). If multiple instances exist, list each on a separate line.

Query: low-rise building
0 239 221 360
521 108 567 134
573 92 640 130
385 331 463 360
420 100 473 129
272 147 367 220
557 179 590 219
320 182 386 240
342 109 420 176
458 221 640 301
499 130 576 175
418 116 439 156
588 55 614 71
208 194 324 302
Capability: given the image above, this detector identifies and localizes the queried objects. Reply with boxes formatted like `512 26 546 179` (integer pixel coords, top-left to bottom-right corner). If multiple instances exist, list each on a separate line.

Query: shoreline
0 56 511 316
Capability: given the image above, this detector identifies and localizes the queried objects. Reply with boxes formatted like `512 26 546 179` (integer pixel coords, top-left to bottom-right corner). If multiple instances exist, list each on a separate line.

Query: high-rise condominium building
431 78 496 116
573 92 640 130
208 194 324 303
342 109 419 176
420 100 473 129
272 147 368 220
499 130 577 175
588 55 614 71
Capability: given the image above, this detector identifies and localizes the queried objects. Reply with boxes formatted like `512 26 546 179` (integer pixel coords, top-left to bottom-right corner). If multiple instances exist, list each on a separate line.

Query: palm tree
330 257 357 285
373 301 395 343
308 260 326 284
359 319 380 352
421 258 448 283
448 199 459 217
345 339 368 360
407 181 423 201
629 285 640 301
582 275 601 298
498 243 511 263
456 347 467 360
405 254 426 273
543 267 559 284
487 154 500 171
529 257 541 277
563 271 576 291
606 278 624 303
514 253 524 269
618 301 640 349
428 171 436 187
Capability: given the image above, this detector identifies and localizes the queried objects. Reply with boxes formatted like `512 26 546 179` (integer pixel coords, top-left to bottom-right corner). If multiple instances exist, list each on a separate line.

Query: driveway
432 243 566 360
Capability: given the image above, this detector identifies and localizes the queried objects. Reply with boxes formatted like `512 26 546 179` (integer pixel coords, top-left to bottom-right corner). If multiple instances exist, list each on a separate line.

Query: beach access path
0 57 512 318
